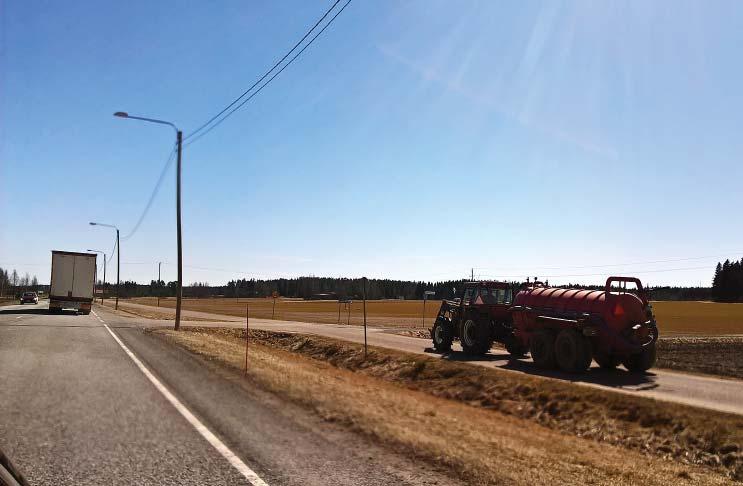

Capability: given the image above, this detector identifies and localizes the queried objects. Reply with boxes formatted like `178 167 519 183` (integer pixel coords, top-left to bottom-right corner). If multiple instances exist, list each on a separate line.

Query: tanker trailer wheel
622 343 657 373
461 319 492 355
529 330 557 369
431 317 453 353
504 336 527 358
554 329 592 373
593 350 619 370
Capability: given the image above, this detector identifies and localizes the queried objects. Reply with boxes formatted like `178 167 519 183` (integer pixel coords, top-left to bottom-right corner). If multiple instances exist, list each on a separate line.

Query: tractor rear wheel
431 317 453 353
530 330 557 369
461 319 492 355
554 329 592 373
623 343 657 373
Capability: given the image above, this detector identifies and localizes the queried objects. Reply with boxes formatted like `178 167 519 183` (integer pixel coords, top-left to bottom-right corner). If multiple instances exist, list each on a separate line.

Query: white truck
49 250 97 315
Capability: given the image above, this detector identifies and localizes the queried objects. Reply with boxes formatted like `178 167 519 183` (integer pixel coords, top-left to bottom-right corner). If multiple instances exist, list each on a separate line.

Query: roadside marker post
422 290 436 328
362 277 368 359
245 302 249 375
271 291 278 319
337 299 341 323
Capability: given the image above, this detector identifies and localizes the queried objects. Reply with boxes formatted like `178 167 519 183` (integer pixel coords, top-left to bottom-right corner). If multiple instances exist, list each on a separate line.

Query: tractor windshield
476 287 512 305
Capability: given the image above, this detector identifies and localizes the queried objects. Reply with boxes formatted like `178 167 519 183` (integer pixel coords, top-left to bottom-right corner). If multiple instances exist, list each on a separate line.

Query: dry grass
130 297 743 335
0 297 17 307
154 327 742 485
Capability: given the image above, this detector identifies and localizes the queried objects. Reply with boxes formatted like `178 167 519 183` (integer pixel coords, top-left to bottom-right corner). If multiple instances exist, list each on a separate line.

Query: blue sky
2 0 742 286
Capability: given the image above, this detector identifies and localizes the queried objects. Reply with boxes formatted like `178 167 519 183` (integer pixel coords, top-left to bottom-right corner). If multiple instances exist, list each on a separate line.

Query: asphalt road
110 300 743 416
0 301 460 486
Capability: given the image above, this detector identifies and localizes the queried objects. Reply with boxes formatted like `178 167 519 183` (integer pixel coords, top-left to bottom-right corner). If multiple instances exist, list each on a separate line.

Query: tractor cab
461 281 513 314
431 281 522 355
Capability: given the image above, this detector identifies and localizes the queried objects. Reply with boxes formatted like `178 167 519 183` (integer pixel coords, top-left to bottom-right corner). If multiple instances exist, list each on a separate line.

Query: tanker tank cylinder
511 276 658 373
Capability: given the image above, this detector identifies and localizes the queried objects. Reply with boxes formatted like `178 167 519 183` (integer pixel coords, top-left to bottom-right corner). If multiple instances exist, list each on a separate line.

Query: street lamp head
114 112 129 118
89 222 97 226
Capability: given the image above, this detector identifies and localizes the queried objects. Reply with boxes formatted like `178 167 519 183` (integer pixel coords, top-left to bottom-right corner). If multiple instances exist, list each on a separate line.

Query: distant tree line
712 259 743 302
100 271 731 302
111 277 473 300
223 277 472 300
0 266 40 298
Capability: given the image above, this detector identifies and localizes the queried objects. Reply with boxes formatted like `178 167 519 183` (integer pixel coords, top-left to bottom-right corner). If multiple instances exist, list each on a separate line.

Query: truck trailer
48 250 97 315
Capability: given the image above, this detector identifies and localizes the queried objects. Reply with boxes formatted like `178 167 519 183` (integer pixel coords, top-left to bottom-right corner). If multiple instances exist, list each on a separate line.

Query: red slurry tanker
431 276 658 373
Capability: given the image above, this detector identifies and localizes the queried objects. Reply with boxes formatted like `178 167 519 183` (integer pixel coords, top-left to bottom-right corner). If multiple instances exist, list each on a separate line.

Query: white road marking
100 320 269 486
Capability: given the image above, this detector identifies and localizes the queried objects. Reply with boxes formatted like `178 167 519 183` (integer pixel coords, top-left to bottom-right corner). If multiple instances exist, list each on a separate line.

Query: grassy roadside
0 297 18 307
153 327 742 485
121 298 743 380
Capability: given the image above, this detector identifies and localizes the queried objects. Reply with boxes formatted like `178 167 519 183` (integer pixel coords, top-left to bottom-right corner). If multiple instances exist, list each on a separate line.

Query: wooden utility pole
174 130 183 331
362 277 368 359
116 229 120 310
157 261 162 307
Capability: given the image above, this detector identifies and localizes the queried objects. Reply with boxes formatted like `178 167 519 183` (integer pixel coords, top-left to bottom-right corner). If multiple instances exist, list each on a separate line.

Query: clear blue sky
2 0 742 287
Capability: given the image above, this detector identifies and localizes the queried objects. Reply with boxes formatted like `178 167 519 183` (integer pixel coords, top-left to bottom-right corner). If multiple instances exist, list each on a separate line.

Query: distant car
20 292 39 304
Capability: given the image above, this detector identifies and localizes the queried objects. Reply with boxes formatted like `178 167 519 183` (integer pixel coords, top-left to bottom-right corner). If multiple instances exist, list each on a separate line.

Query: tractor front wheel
431 318 453 353
530 330 557 369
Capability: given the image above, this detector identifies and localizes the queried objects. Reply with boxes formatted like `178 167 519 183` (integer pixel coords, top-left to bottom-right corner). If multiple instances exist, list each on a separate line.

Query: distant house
307 292 338 300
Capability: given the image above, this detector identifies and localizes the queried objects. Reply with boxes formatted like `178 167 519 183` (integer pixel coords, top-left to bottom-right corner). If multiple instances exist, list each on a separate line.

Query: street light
87 249 106 304
89 222 119 310
114 111 183 331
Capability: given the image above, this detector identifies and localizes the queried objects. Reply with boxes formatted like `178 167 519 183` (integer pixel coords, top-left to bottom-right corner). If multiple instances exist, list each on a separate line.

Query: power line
184 0 353 147
472 251 743 272
120 144 177 241
107 238 117 266
185 0 343 142
478 265 713 280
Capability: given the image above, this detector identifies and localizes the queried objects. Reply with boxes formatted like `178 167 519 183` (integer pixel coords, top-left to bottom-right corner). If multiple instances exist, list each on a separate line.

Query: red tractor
430 281 524 355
